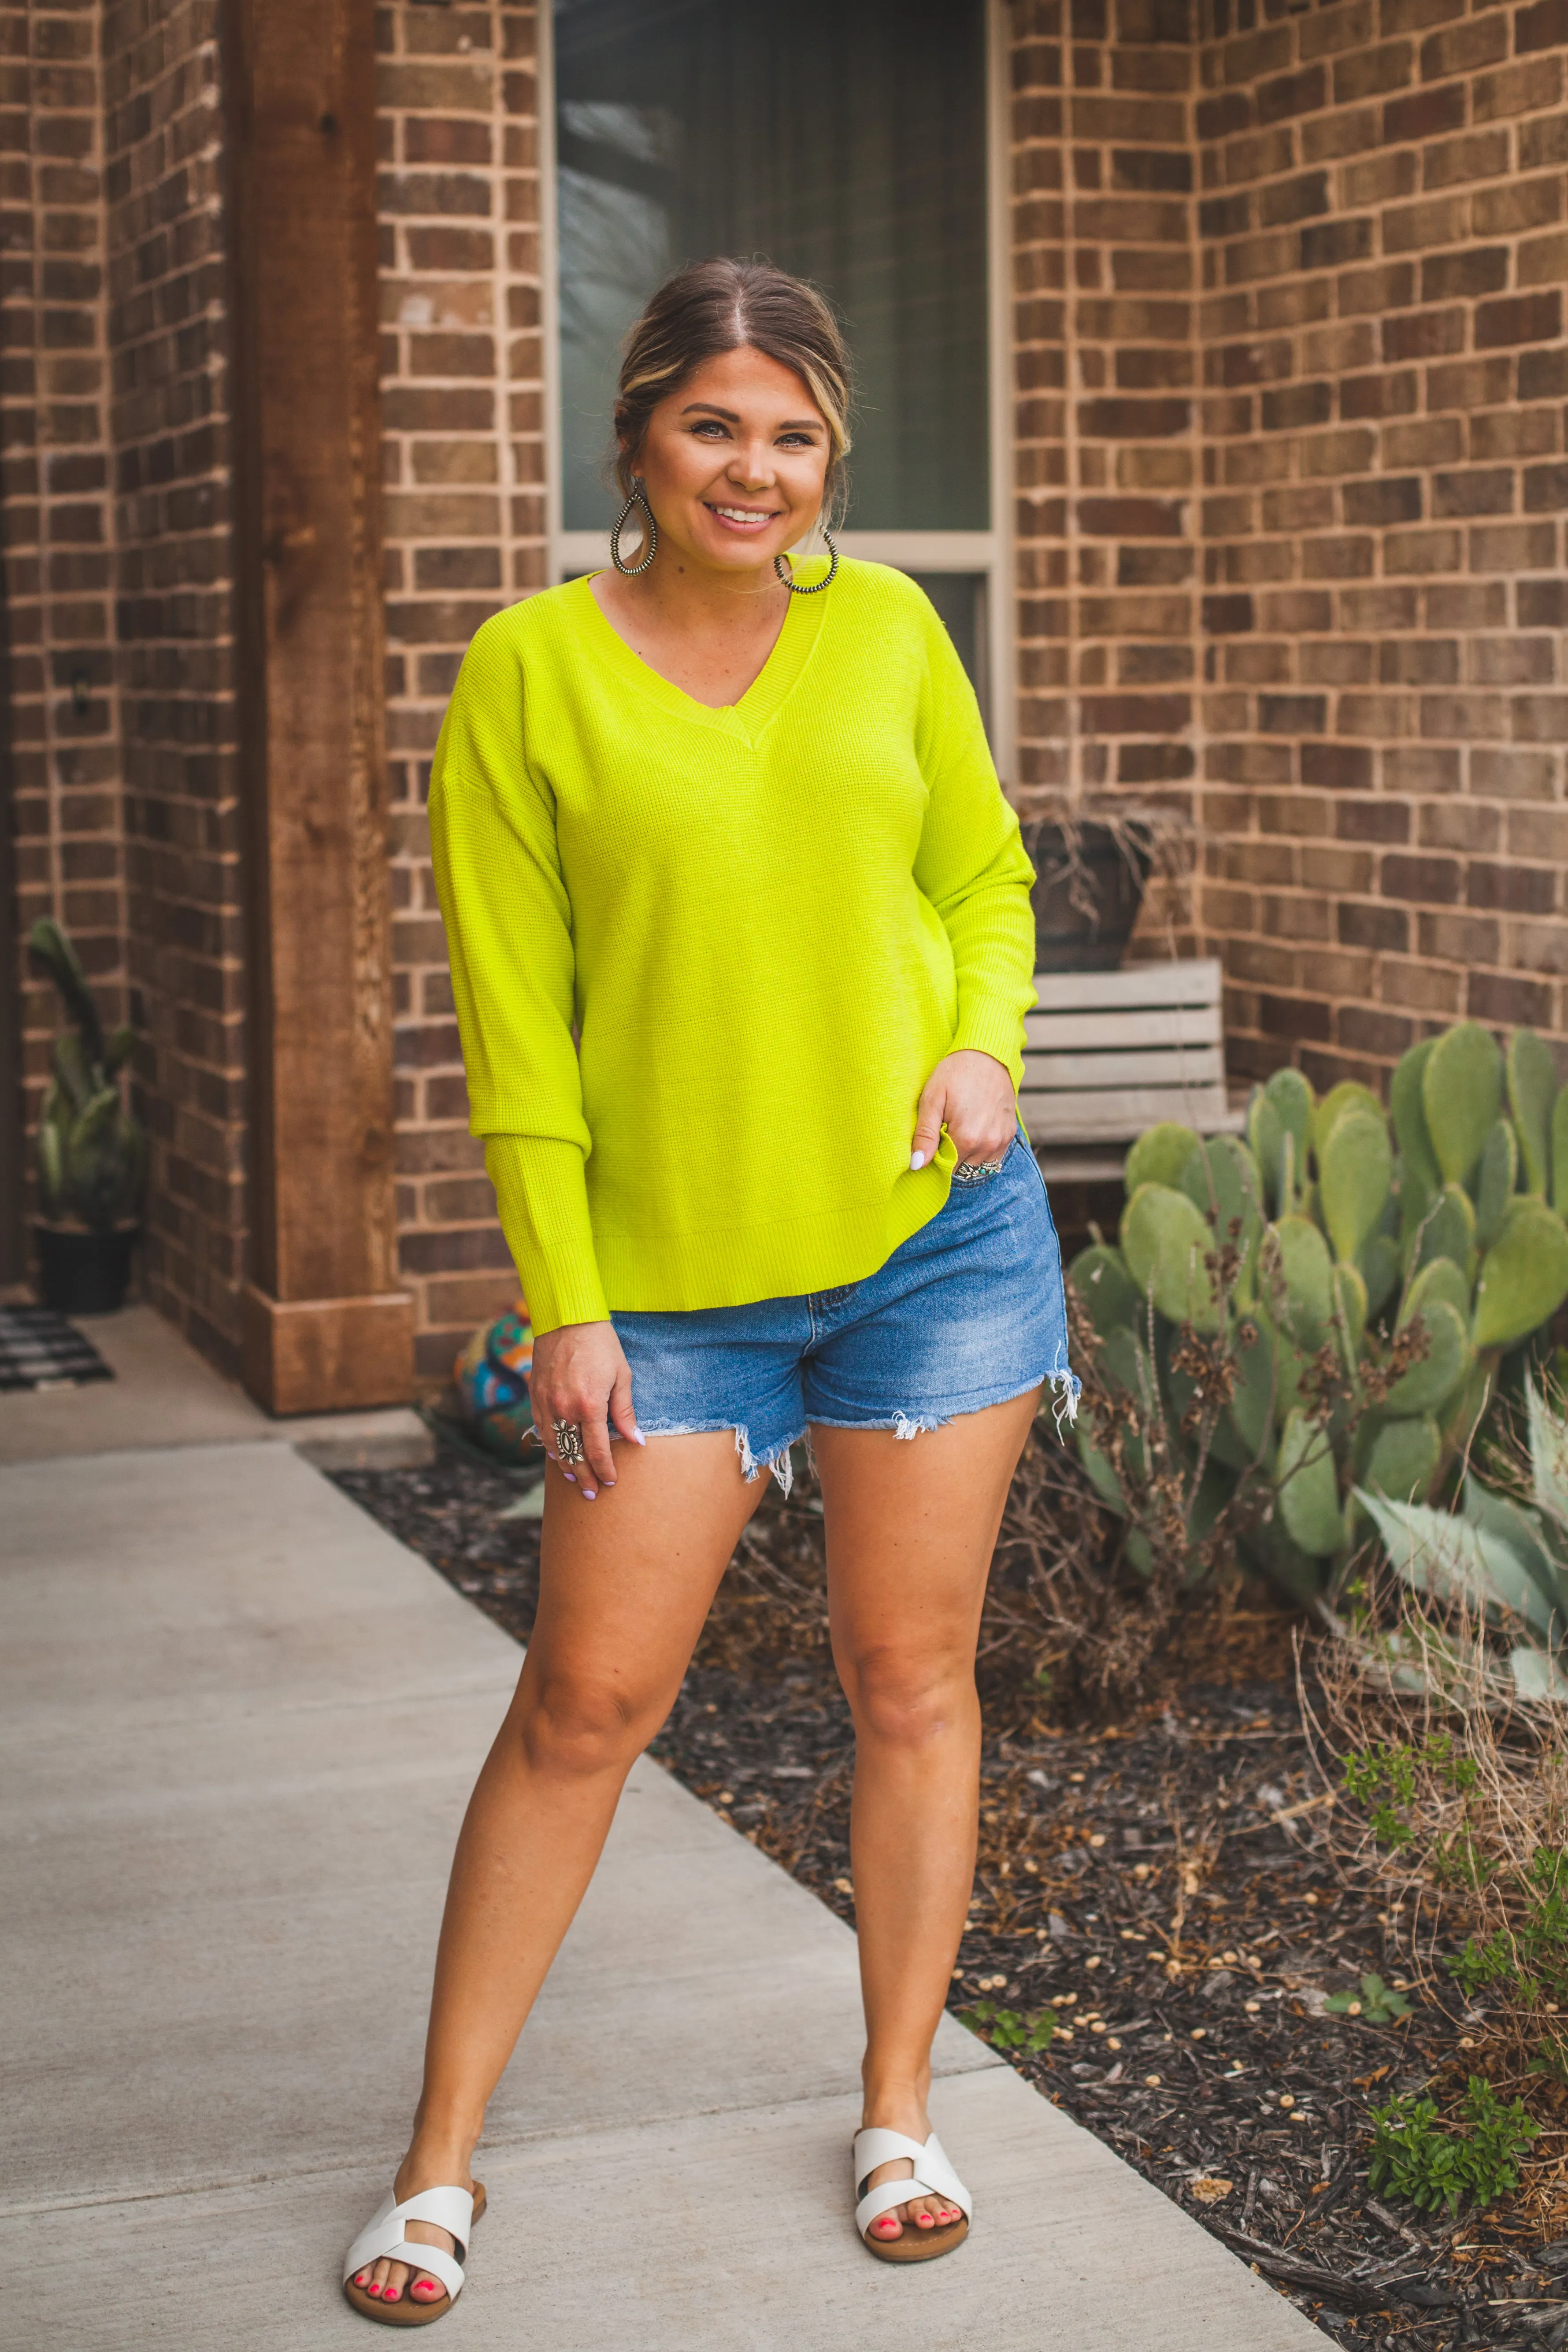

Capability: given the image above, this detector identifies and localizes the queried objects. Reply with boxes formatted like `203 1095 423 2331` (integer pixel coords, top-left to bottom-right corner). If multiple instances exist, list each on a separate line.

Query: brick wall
0 0 127 1274
1012 0 1201 815
103 0 246 1370
1197 0 1568 1088
377 0 544 1380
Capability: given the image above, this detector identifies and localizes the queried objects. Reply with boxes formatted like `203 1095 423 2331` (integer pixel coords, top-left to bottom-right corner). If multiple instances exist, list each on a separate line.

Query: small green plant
1341 1734 1478 1848
1446 1847 1568 2010
957 2000 1057 2054
28 915 144 1231
1368 2075 1538 2215
1324 1970 1411 2024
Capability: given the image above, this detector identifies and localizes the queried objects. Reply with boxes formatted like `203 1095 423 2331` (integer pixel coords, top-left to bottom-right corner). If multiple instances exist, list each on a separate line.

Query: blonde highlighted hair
613 257 853 528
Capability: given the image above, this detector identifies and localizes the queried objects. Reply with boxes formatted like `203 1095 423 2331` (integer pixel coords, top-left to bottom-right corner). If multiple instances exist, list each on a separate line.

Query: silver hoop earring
610 481 657 576
774 526 839 596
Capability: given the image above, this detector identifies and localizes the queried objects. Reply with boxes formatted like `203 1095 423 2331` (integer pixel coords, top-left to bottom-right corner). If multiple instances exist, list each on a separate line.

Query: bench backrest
1019 958 1233 1147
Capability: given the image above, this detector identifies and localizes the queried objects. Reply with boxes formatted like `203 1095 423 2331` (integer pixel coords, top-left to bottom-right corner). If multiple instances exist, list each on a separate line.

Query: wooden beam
224 0 412 1414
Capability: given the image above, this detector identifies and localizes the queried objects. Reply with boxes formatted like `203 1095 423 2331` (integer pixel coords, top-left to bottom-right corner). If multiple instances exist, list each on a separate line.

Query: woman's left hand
910 1048 1017 1171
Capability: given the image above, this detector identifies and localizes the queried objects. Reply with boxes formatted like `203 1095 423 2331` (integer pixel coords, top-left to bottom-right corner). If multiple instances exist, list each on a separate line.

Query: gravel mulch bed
333 1448 1568 2348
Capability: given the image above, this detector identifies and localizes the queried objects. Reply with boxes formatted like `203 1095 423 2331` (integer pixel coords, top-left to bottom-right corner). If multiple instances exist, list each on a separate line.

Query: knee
518 1667 652 1781
841 1645 972 1750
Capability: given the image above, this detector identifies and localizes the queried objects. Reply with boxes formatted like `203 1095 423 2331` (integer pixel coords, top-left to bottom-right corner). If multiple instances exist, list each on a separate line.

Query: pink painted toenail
367 2284 382 2297
917 2213 935 2228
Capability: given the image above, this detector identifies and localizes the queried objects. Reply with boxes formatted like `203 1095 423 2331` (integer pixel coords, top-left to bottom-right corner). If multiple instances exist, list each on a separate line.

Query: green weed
957 2001 1057 2054
1368 2076 1538 2217
1324 1971 1411 2025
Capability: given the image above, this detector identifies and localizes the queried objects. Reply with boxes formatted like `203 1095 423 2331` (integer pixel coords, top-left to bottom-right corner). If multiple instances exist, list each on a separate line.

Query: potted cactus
28 915 145 1314
1070 1022 1568 1604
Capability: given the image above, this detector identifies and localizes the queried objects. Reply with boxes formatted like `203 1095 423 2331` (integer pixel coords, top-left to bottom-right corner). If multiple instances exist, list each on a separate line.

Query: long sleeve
911 606 1038 1089
427 625 608 1333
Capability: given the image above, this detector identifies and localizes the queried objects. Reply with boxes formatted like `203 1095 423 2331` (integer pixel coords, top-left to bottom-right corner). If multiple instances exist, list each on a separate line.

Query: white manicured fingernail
630 1426 646 1445
910 1150 926 1171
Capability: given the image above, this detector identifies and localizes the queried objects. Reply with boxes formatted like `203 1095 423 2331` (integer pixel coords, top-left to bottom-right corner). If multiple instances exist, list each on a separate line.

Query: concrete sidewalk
0 1378 1323 2345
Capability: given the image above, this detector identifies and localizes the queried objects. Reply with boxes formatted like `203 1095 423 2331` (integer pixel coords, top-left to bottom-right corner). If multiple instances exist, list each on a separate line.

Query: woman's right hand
528 1320 642 1501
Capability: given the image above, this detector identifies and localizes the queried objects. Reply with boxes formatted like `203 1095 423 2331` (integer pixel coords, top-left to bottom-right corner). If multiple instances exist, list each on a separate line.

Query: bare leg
355 1432 760 2308
815 1390 1040 2245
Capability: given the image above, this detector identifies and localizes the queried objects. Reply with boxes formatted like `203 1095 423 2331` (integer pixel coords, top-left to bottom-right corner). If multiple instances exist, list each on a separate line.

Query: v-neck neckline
572 568 830 743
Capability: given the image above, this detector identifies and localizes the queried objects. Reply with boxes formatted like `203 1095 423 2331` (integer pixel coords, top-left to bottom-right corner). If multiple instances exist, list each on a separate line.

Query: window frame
537 0 1016 780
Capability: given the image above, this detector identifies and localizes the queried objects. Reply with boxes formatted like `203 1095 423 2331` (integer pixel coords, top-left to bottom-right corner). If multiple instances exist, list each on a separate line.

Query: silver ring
954 1157 1007 1180
552 1420 586 1464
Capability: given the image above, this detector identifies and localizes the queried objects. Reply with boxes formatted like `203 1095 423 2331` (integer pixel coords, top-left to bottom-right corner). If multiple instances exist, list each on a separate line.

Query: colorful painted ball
454 1305 535 1465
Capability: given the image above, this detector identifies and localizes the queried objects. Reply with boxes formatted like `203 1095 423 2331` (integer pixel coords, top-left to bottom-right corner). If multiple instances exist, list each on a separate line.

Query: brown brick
1421 245 1508 300
1475 291 1563 347
1258 65 1328 122
1516 0 1568 52
1383 853 1461 900
1382 307 1465 359
1421 127 1510 187
1386 83 1466 142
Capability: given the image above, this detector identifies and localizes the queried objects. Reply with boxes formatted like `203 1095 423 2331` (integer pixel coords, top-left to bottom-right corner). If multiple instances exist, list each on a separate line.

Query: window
543 0 1012 767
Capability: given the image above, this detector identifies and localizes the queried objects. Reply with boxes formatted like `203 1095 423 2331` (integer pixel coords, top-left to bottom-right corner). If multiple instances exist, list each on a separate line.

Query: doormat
0 1306 114 1392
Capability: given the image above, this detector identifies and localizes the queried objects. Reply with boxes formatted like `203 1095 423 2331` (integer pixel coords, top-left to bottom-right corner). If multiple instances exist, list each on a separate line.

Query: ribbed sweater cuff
485 1134 611 1335
952 995 1030 1092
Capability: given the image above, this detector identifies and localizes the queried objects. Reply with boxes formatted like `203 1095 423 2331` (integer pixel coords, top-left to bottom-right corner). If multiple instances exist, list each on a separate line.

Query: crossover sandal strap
853 2130 972 2241
343 2185 474 2296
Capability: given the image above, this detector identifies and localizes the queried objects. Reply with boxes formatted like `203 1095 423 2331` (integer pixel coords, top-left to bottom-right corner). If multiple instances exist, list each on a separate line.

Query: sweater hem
592 1167 954 1313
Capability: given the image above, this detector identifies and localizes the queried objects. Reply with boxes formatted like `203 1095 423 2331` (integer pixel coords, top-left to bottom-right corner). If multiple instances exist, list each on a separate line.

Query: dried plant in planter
1014 796 1200 971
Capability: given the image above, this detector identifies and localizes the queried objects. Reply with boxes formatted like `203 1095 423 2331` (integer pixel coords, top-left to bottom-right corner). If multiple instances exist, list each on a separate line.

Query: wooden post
225 0 413 1413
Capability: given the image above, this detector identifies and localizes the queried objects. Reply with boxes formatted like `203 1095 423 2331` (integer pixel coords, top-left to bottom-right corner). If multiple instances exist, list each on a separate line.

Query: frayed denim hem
808 1360 1082 1445
637 1419 802 1494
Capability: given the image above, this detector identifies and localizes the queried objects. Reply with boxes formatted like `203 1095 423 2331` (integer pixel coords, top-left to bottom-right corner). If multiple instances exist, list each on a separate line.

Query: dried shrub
1308 1595 1568 2226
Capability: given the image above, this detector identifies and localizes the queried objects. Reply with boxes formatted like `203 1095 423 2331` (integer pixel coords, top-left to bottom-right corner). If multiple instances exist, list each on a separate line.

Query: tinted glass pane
555 0 989 534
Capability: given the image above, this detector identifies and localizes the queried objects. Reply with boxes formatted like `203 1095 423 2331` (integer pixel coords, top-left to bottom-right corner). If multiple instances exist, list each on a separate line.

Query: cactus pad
1068 1243 1141 1341
1358 1231 1402 1321
1319 1106 1393 1267
1422 1021 1503 1187
1474 1197 1568 1352
1265 1067 1313 1186
1121 1182 1220 1334
1179 1134 1264 1291
1277 1407 1343 1556
1553 1087 1568 1220
1362 1414 1442 1504
1507 1028 1558 1199
1125 1122 1203 1197
1400 1254 1471 1329
1472 1118 1520 1252
1391 1038 1440 1193
1267 1214 1336 1355
1384 1296 1472 1417
1410 1182 1476 1279
1312 1080 1385 1162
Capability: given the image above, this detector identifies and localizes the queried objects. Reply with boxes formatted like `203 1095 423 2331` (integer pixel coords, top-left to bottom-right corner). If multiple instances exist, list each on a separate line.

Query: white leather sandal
342 2182 486 2327
853 2128 971 2264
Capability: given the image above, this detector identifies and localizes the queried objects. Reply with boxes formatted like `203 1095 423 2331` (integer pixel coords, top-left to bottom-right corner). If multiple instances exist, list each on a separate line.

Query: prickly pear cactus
1068 1015 1568 1605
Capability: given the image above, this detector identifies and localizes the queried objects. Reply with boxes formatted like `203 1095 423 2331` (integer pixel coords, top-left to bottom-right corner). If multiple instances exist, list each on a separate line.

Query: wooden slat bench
1019 957 1246 1182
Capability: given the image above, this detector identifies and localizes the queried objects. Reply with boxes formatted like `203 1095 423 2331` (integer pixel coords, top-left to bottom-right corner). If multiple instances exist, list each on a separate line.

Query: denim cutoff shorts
611 1133 1079 1492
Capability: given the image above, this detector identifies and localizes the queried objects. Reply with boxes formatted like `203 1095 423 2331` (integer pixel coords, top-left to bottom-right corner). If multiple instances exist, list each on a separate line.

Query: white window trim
539 0 1016 780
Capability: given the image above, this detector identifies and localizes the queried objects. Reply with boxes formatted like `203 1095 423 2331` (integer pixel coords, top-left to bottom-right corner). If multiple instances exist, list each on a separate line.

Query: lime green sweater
428 559 1037 1335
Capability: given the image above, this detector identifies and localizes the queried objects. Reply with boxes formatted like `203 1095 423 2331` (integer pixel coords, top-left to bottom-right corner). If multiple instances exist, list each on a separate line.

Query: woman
343 258 1074 2326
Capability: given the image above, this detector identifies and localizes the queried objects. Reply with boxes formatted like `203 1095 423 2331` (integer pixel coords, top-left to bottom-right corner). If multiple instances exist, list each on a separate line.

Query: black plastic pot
33 1222 139 1315
1020 818 1153 973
